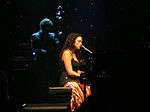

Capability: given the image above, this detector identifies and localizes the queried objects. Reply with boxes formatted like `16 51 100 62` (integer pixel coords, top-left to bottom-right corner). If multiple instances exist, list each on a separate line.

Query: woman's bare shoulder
62 49 73 61
63 49 72 56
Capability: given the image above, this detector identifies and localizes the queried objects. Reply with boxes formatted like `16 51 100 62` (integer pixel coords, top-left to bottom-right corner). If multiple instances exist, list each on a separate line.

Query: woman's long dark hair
59 32 83 59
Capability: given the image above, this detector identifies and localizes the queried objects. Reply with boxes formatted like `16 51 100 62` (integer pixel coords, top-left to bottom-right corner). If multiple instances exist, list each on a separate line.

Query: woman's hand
77 70 85 75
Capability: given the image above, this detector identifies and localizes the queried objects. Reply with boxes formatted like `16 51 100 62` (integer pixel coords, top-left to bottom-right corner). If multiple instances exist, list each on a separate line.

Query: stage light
58 31 63 35
57 5 62 9
56 16 62 20
57 11 61 15
32 52 36 55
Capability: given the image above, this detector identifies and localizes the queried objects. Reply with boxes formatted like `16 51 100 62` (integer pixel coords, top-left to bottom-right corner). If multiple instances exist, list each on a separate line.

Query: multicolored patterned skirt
64 81 91 112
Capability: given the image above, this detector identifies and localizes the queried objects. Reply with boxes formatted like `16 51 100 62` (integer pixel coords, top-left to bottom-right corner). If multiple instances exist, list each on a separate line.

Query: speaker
23 103 70 112
22 87 72 112
48 87 72 103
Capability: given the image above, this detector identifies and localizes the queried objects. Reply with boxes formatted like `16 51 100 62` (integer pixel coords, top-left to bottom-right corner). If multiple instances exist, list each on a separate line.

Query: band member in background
31 18 60 96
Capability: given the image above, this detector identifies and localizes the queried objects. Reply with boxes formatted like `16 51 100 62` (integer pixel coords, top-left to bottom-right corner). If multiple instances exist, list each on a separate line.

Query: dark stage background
0 0 150 111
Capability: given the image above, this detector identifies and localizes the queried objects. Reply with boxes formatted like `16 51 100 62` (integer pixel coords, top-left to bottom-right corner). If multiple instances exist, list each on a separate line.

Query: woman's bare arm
62 50 80 77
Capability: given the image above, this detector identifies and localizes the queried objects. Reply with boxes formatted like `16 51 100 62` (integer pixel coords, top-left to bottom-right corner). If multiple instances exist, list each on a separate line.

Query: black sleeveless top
59 58 81 86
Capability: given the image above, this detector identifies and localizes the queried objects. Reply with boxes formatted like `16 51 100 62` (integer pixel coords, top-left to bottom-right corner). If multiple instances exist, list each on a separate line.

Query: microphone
82 45 93 54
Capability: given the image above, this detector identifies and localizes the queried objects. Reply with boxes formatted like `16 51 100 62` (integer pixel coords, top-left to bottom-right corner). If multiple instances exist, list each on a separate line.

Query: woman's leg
64 81 84 112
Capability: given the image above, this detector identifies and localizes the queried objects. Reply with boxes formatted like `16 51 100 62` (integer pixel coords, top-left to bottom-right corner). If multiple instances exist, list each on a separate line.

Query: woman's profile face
74 36 83 50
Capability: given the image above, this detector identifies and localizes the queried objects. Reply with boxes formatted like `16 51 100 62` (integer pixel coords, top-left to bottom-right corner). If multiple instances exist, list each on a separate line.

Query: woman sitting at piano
59 32 91 112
